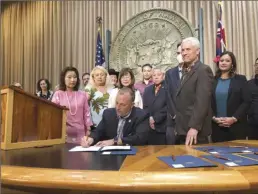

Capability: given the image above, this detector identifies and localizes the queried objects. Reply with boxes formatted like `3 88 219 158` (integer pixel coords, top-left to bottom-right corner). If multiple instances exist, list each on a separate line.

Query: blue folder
195 146 258 154
101 147 137 155
202 154 258 167
238 154 258 161
158 155 217 168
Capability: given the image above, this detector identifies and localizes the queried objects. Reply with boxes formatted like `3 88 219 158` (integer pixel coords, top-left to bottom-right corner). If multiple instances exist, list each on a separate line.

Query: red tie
155 84 161 95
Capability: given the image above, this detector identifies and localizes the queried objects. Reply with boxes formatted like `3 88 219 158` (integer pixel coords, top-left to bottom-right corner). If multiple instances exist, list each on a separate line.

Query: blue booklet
101 147 137 155
238 153 258 161
202 154 258 167
158 155 217 168
194 146 258 154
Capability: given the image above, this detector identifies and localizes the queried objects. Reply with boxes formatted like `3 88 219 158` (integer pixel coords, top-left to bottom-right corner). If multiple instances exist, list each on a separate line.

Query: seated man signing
81 87 149 147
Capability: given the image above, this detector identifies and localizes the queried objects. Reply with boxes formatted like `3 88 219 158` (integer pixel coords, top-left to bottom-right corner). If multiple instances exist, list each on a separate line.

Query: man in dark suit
247 58 258 139
165 42 184 144
175 37 214 146
81 87 149 147
143 68 167 145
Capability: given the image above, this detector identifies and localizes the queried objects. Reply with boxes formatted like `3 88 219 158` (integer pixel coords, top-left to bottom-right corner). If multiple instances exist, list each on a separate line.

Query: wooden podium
1 86 67 150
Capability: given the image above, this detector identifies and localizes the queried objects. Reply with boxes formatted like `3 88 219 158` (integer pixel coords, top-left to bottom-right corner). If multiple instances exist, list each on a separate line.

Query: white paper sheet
69 146 101 152
100 145 131 151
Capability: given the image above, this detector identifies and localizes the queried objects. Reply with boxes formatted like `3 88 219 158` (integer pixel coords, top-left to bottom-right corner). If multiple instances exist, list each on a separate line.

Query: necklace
65 91 78 115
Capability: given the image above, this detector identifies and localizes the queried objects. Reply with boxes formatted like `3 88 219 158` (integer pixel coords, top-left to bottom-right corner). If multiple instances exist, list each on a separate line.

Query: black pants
248 124 258 140
175 135 209 145
166 126 177 145
212 122 247 143
148 130 167 145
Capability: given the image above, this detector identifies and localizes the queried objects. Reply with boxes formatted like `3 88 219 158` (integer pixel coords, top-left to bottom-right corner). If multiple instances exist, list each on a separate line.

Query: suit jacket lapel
148 84 156 105
174 67 180 88
122 108 135 136
227 76 235 101
152 83 164 105
176 62 200 96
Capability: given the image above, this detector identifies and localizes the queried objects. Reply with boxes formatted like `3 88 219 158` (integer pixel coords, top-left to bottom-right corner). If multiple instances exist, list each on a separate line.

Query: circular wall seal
109 8 196 81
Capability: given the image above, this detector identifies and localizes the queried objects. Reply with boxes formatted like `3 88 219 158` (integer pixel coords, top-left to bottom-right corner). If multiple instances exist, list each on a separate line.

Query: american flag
213 1 226 63
95 31 105 67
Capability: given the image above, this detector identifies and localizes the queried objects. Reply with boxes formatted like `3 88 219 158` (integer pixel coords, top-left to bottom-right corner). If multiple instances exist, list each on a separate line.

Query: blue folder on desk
195 146 258 154
202 154 258 167
238 153 258 161
101 147 137 155
158 155 217 168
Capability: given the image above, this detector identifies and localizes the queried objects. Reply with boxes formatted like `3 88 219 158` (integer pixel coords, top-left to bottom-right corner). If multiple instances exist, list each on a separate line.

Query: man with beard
134 64 153 97
247 58 258 139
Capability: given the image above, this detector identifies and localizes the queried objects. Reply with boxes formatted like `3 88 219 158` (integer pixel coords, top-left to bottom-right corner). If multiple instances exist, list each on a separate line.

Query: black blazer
247 78 258 123
165 66 181 126
211 74 251 139
90 107 149 145
211 74 251 120
143 82 167 133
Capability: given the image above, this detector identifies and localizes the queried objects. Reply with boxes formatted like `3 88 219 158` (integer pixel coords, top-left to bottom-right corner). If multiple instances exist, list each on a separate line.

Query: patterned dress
85 85 112 127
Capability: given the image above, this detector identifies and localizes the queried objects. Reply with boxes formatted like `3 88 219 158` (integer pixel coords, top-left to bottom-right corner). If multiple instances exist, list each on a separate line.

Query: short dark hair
215 51 237 79
117 87 135 103
141 64 152 71
255 58 258 64
82 72 90 79
37 78 51 92
118 68 135 89
59 66 80 91
177 42 182 48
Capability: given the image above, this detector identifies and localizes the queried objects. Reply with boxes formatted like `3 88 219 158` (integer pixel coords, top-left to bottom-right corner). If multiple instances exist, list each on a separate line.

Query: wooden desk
2 140 258 194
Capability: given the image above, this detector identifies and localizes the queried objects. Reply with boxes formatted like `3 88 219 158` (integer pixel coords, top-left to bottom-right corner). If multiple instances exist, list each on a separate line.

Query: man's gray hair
152 67 165 74
182 37 200 49
117 87 135 103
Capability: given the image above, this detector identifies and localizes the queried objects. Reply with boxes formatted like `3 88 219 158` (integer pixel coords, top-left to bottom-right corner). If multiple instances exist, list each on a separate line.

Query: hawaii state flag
213 1 226 63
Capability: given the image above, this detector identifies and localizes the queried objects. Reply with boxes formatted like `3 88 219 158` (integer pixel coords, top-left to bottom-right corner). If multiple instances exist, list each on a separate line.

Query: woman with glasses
108 68 143 108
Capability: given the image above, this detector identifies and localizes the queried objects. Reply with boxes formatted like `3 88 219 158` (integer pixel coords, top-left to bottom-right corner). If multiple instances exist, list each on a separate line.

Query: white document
172 164 185 168
225 162 238 167
100 145 131 151
69 146 101 152
102 152 111 155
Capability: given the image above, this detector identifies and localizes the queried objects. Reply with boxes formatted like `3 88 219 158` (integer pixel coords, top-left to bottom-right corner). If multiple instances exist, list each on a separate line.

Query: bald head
116 87 135 117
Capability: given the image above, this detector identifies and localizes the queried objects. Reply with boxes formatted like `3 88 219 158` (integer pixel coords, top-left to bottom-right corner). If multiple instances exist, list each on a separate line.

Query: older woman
211 51 251 142
51 66 92 144
85 66 113 128
108 68 143 108
36 78 53 100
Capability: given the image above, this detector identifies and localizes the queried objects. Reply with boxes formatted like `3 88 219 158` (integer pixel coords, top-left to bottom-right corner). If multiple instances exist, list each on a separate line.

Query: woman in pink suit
52 66 93 144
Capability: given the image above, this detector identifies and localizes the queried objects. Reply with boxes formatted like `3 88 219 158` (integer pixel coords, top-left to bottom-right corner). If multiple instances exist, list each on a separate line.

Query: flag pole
198 8 204 63
96 16 102 34
95 16 106 67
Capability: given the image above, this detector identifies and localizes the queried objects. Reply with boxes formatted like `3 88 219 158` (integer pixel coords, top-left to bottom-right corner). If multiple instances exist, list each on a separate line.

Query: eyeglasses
121 76 131 80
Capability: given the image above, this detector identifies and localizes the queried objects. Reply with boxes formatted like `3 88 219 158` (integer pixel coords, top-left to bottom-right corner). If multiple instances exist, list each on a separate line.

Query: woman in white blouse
108 68 143 108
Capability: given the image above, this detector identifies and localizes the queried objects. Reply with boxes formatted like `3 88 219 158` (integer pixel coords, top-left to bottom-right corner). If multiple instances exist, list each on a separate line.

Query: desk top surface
2 140 258 193
1 143 126 171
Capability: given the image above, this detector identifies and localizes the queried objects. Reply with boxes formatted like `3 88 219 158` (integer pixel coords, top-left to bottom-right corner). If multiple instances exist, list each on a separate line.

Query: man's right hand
80 136 94 147
213 117 223 124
